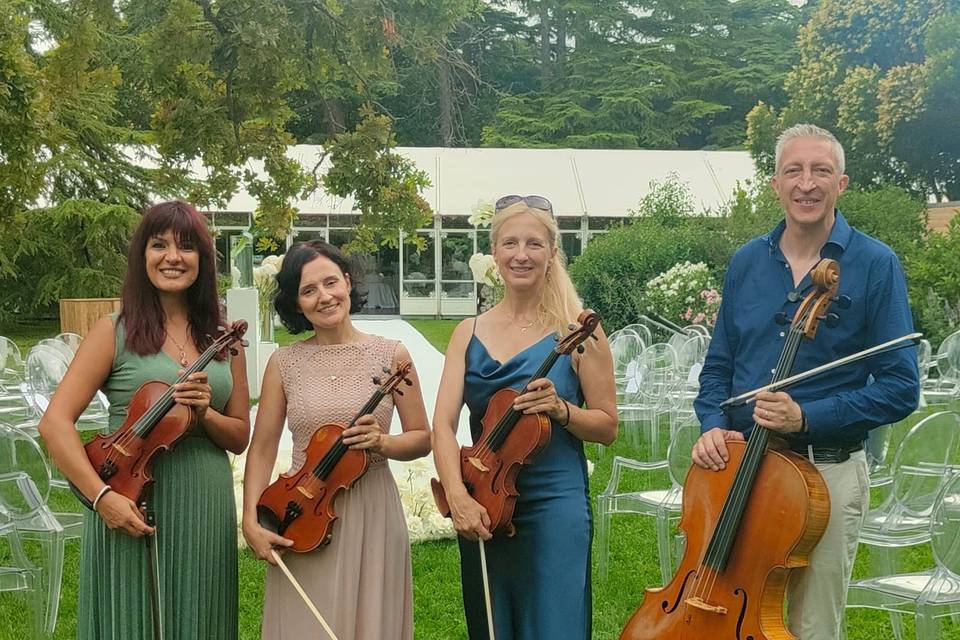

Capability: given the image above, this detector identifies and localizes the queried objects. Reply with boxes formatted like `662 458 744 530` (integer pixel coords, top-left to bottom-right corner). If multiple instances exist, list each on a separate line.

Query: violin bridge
111 443 131 457
467 457 490 473
684 597 727 615
296 486 315 499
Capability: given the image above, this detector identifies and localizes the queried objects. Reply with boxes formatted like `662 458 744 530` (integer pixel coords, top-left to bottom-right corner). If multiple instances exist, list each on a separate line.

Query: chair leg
596 496 611 581
916 610 940 640
654 509 673 586
871 546 907 640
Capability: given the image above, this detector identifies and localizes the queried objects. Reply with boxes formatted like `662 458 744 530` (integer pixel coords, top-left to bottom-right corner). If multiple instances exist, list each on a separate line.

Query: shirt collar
766 209 852 259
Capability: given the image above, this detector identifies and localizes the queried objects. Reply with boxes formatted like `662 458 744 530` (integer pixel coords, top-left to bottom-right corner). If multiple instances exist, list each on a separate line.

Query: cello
256 362 413 551
620 259 842 640
70 320 248 510
431 310 600 537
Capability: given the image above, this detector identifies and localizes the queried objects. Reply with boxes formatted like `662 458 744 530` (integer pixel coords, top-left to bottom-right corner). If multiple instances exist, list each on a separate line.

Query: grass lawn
1 318 957 638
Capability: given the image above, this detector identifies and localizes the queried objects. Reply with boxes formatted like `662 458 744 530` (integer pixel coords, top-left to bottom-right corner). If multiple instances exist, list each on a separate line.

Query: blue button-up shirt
695 211 919 447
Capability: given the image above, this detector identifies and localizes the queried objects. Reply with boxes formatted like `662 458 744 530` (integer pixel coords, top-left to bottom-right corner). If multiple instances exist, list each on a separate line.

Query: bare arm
343 343 431 461
195 348 250 454
567 325 618 445
431 319 491 540
38 316 153 536
241 353 293 563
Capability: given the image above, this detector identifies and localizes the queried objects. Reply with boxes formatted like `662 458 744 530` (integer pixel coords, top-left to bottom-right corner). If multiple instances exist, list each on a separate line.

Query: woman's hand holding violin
242 520 294 566
95 491 155 538
513 377 567 422
173 370 213 420
343 414 385 453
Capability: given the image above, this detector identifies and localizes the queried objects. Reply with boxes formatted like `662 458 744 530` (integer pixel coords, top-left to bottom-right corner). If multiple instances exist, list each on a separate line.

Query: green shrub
570 177 735 331
0 200 139 318
838 185 927 260
905 217 960 347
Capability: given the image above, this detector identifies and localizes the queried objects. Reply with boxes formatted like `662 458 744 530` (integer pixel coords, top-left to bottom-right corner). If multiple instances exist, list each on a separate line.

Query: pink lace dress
260 336 413 640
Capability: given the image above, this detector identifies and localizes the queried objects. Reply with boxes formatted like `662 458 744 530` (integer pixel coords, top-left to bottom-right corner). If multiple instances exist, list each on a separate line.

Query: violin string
694 321 805 603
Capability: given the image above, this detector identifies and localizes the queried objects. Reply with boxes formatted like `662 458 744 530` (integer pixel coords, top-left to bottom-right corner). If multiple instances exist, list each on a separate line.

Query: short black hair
274 241 367 333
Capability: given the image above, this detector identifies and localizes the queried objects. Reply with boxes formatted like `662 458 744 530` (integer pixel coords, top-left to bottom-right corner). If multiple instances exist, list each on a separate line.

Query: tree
482 0 801 149
746 0 960 199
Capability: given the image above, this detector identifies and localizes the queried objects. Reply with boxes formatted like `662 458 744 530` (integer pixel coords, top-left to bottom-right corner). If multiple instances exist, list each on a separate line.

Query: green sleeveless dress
77 319 238 640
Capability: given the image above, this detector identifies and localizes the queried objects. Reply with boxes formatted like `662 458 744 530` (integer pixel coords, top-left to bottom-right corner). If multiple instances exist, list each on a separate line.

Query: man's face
771 137 849 229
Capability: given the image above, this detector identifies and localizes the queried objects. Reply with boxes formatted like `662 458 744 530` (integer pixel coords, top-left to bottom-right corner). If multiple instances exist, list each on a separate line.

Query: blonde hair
490 202 583 338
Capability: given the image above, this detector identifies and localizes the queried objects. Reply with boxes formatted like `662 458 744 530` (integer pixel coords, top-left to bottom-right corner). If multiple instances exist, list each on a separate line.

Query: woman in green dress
39 200 250 639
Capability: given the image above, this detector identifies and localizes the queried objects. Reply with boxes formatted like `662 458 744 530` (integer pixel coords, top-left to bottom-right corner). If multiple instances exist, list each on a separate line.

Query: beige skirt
261 464 413 640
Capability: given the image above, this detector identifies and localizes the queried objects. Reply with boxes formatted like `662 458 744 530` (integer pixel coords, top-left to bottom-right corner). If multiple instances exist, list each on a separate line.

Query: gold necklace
506 312 537 333
166 331 190 367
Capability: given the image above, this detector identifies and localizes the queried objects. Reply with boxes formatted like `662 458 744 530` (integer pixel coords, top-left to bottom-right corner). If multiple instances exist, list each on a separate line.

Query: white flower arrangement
253 256 283 339
467 199 495 228
643 261 721 326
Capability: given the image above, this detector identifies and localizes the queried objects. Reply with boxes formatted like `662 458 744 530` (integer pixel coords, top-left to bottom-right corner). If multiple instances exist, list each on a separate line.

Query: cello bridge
684 597 727 615
296 486 314 499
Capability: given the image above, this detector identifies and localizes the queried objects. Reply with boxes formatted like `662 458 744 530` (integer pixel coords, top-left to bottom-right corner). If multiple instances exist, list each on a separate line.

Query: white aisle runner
233 319 472 543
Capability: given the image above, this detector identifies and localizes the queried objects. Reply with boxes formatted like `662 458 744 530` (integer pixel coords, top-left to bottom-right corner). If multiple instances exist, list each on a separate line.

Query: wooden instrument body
257 423 370 553
431 386 551 536
620 441 830 640
80 380 194 508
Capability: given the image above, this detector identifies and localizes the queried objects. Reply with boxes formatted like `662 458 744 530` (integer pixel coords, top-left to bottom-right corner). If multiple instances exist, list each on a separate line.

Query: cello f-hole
733 588 753 640
662 570 697 614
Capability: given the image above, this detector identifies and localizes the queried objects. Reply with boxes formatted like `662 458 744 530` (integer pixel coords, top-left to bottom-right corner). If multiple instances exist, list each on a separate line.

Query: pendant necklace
166 331 190 367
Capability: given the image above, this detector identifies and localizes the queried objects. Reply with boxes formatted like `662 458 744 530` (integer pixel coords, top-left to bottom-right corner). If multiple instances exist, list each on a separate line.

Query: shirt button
770 368 776 374
779 331 785 337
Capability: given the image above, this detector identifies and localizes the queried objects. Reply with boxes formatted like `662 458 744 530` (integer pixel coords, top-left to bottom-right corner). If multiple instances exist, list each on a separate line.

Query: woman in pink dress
242 241 431 640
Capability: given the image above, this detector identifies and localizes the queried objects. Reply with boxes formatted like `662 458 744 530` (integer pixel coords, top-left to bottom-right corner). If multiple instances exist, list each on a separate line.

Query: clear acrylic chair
621 343 681 459
622 322 654 350
25 344 108 433
0 518 44 637
0 338 33 425
925 331 960 407
859 411 960 574
0 423 74 635
35 339 75 364
53 332 82 353
847 469 960 639
595 422 700 584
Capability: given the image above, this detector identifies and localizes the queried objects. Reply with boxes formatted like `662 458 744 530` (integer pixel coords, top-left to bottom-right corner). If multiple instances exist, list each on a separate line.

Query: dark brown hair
119 200 224 358
274 241 366 333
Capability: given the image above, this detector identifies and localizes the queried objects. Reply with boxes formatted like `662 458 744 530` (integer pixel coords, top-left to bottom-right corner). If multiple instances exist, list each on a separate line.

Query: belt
789 442 863 464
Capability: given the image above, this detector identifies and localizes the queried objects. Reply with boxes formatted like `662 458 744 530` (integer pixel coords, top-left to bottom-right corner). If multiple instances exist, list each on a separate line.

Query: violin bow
478 539 496 640
719 332 922 410
270 550 340 640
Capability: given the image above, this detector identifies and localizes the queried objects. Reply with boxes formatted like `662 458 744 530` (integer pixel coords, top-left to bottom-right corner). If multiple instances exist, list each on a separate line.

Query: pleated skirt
260 464 414 640
77 437 238 640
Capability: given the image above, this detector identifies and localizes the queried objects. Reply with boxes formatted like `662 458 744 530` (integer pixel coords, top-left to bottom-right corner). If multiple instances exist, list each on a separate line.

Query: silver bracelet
92 485 112 511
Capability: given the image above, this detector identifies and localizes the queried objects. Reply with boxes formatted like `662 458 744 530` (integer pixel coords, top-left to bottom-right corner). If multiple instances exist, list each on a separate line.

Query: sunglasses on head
494 195 554 215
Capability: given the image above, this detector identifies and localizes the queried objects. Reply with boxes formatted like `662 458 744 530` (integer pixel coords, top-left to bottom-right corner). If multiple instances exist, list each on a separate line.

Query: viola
432 310 601 537
620 259 843 640
71 320 248 510
256 363 413 552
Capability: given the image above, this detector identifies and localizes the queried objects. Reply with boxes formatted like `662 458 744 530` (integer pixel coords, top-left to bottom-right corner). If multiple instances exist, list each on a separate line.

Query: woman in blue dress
432 195 618 639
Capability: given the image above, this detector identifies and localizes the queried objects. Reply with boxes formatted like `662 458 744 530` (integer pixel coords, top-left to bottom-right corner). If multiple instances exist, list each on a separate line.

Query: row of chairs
0 333 103 636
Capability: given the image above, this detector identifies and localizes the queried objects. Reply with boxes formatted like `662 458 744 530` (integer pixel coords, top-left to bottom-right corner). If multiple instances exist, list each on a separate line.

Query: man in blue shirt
693 124 919 639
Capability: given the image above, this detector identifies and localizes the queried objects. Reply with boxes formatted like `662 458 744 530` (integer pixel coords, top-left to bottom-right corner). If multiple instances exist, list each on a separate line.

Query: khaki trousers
786 450 870 640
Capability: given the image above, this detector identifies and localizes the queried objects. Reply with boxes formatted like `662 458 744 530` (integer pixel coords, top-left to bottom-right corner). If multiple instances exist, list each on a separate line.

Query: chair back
0 423 52 517
633 343 680 404
622 323 654 350
930 471 960 576
667 422 701 487
24 345 70 411
0 337 24 388
890 411 960 518
54 333 83 353
36 339 75 364
936 330 960 381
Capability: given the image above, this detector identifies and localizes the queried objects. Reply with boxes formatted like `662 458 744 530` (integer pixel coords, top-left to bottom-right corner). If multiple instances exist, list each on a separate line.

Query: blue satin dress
458 331 591 640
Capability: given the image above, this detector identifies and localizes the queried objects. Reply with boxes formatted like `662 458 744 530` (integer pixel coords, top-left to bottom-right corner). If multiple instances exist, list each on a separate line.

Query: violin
432 310 601 537
256 363 413 552
620 259 843 640
71 320 248 510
